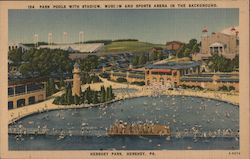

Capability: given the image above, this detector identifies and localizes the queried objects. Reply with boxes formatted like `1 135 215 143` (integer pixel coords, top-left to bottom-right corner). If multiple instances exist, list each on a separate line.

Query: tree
16 48 72 78
80 91 85 104
92 91 99 104
19 63 33 76
183 48 191 57
228 86 235 91
66 83 73 104
64 87 68 103
209 54 235 72
90 75 96 83
74 95 80 105
106 87 110 101
109 86 114 100
188 39 198 47
232 55 239 69
100 86 106 103
59 78 65 89
80 55 99 72
150 52 158 61
191 43 200 53
138 54 147 65
178 39 199 58
85 86 92 104
46 78 56 97
177 50 184 58
99 72 110 79
53 84 115 105
132 55 139 66
157 52 164 60
219 85 228 91
8 48 23 67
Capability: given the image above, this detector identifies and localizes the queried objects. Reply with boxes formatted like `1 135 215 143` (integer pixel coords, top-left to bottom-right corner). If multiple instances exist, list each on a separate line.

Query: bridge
9 127 239 138
9 127 106 136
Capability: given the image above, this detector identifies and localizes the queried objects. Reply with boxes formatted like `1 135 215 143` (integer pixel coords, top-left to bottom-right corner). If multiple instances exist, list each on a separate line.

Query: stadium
38 43 104 53
38 43 104 59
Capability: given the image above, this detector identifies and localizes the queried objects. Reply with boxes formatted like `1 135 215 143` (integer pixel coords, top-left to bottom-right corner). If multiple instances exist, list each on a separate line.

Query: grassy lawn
102 41 165 53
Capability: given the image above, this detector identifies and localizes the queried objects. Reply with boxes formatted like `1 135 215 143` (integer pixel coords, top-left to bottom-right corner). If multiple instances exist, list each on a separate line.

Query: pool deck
8 77 239 124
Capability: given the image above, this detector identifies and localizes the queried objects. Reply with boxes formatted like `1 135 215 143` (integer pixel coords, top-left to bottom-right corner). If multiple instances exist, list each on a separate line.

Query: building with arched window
8 79 46 110
145 61 201 88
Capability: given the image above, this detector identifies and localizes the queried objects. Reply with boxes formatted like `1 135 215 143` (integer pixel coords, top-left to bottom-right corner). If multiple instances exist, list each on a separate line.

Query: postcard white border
0 1 249 159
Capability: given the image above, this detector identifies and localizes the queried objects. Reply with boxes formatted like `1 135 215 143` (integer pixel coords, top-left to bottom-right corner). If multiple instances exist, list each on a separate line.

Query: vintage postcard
0 0 249 159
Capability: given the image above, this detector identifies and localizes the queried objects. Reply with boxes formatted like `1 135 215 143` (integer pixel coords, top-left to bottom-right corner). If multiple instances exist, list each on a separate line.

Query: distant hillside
102 41 165 54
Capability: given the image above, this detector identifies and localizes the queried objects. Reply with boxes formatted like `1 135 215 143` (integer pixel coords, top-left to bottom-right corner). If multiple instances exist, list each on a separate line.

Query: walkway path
81 77 142 91
84 77 239 105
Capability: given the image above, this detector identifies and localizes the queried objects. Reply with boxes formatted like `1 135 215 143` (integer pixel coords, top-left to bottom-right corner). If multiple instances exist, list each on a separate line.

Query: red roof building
166 41 185 51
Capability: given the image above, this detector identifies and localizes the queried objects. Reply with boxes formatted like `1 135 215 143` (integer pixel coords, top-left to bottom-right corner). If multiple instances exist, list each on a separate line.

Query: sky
9 9 239 44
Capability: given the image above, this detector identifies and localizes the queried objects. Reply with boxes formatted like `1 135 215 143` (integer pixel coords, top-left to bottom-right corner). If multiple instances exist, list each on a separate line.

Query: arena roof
145 61 201 70
220 26 239 36
150 69 176 73
218 78 239 83
180 77 213 82
129 74 145 79
181 76 239 83
209 42 223 47
185 73 239 78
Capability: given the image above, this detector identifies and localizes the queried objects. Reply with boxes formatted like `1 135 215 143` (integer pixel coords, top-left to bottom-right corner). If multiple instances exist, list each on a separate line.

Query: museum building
193 26 239 60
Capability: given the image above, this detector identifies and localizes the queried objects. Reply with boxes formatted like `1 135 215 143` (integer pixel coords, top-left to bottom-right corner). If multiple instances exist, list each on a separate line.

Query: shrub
219 85 229 91
228 86 235 91
179 84 203 90
116 77 127 83
90 75 101 83
99 72 110 79
195 86 204 90
131 81 145 86
179 84 190 89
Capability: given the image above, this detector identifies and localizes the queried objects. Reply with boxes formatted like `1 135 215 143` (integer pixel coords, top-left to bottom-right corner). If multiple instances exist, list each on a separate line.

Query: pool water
9 95 239 150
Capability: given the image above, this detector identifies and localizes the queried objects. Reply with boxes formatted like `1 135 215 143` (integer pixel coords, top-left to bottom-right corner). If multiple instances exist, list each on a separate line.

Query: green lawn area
102 41 165 53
